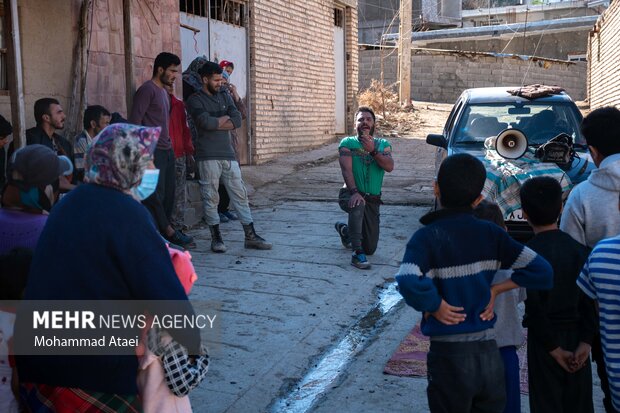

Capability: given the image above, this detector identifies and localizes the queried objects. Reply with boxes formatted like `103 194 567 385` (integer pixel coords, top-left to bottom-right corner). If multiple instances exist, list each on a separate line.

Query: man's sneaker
351 251 371 269
334 222 351 249
219 212 230 223
165 230 195 248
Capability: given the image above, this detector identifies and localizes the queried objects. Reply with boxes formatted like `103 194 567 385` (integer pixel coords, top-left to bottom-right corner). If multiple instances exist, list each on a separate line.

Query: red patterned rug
384 324 529 395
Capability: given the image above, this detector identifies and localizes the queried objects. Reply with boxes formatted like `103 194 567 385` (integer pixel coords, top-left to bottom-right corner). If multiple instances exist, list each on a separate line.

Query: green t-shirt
339 136 392 196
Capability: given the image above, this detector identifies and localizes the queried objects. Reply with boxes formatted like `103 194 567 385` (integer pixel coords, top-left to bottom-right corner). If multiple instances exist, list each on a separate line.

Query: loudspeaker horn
495 128 528 159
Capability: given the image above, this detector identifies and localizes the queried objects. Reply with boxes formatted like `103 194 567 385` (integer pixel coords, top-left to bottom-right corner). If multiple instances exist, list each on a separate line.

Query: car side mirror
426 134 448 149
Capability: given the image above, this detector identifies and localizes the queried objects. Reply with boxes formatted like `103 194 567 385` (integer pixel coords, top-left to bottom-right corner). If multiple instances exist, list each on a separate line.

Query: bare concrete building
1 0 358 164
462 1 603 28
358 0 461 45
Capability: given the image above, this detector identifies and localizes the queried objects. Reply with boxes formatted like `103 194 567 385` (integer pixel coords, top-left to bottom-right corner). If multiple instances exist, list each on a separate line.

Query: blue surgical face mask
132 169 159 200
20 187 44 210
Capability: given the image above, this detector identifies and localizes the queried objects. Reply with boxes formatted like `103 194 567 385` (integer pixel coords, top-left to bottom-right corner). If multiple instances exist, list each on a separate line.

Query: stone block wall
359 48 587 103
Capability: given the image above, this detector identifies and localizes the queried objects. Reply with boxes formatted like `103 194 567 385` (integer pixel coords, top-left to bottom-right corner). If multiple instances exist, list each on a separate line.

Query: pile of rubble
357 80 419 137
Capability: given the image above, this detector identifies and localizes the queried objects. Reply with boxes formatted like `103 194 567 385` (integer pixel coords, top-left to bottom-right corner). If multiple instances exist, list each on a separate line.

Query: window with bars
210 0 245 27
0 2 7 91
180 0 209 18
334 8 344 28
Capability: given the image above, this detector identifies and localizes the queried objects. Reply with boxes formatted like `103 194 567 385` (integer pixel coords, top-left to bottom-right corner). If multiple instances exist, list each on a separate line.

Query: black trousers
591 332 615 413
527 330 594 413
142 148 176 233
338 188 380 255
427 340 506 413
218 183 230 213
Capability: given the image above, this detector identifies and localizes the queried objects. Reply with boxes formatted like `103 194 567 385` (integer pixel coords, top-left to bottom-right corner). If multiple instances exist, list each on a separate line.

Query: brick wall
588 1 620 109
359 48 587 103
346 6 359 130
249 0 358 164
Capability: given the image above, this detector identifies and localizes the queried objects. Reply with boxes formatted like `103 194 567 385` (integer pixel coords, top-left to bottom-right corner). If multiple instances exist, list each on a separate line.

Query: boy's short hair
473 200 505 228
83 105 111 130
581 106 620 157
519 176 562 226
198 61 223 78
437 153 486 208
152 52 181 77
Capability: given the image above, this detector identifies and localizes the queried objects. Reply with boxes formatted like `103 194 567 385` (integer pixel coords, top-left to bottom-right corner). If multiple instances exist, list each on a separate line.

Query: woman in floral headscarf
15 124 201 412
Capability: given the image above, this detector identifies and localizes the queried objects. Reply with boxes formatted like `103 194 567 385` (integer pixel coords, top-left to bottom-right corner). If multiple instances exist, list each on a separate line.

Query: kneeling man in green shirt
335 107 394 269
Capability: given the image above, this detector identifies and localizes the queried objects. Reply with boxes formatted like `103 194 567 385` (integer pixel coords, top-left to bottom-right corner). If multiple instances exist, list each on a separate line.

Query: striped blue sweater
577 235 620 412
396 209 553 337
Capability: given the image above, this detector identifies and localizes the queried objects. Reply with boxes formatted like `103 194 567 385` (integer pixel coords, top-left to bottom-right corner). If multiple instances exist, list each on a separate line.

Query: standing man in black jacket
186 61 271 253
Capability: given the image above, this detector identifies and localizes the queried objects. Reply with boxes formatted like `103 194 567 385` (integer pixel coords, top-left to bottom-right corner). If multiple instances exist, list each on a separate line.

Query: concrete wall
359 48 587 103
0 0 80 127
87 0 182 117
588 0 620 109
248 0 358 164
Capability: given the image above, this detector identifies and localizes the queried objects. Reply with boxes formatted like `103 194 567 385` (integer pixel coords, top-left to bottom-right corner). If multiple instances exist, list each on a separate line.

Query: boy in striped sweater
577 191 620 412
396 153 553 413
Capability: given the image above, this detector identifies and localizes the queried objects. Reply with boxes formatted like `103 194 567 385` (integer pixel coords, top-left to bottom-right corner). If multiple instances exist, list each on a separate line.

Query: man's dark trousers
143 148 176 233
338 188 380 254
427 340 506 413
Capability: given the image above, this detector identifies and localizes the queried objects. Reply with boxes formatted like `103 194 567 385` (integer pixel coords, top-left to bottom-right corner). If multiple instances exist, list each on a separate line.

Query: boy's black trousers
427 340 506 413
527 329 594 413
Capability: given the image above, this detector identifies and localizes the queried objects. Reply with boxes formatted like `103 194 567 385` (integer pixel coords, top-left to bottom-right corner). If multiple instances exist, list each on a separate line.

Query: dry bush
357 79 418 137
357 80 401 115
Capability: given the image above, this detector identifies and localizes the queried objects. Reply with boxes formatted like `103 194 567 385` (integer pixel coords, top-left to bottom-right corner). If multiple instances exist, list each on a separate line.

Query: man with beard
23 98 75 193
334 107 394 269
187 61 271 253
130 52 194 248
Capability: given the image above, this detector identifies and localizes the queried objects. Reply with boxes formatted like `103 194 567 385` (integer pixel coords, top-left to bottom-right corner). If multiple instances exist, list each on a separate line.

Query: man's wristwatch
350 188 359 195
369 149 379 157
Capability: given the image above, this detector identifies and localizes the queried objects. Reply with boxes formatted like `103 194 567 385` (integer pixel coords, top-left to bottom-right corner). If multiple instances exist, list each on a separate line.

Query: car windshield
452 102 586 147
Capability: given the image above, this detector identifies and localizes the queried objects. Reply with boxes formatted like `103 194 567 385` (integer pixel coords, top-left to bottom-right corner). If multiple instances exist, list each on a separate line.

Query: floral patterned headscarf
84 123 160 191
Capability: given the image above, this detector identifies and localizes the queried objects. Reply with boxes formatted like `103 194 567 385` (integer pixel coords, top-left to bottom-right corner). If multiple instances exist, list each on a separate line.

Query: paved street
186 131 438 413
185 106 605 412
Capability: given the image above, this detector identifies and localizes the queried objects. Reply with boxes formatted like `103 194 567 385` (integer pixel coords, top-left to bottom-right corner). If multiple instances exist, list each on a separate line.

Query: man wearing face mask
334 107 394 269
0 144 73 254
73 105 111 184
187 61 271 253
130 52 194 248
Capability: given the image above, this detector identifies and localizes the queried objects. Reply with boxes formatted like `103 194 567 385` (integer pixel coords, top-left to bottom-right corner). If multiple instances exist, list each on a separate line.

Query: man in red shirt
165 84 195 231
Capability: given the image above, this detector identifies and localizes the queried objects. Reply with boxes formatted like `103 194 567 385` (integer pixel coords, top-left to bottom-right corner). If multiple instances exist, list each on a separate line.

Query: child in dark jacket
520 176 596 413
396 153 553 413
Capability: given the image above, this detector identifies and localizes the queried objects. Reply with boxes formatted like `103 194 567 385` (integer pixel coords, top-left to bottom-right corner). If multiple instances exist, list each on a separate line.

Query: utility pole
123 0 135 115
398 0 412 106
